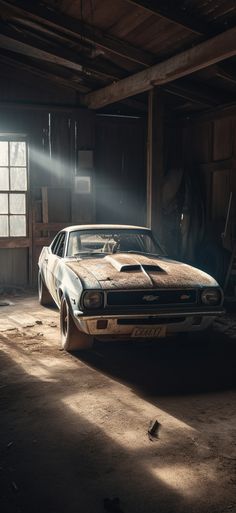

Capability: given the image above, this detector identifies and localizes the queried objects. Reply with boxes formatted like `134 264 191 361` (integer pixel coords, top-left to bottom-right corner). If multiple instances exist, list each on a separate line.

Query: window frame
0 135 29 239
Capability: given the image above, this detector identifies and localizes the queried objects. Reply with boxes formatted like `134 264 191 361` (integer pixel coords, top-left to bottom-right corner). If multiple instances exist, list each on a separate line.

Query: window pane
9 193 26 214
0 167 9 190
0 142 9 166
10 167 27 191
10 141 26 166
10 215 26 236
0 193 8 213
0 215 9 236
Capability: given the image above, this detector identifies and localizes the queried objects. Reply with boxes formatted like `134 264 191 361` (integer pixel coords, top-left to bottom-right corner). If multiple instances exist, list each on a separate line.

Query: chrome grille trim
106 288 198 308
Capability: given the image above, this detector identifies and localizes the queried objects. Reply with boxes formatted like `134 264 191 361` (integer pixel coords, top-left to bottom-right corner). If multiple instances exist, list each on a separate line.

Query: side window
51 232 66 257
57 233 66 257
51 233 62 254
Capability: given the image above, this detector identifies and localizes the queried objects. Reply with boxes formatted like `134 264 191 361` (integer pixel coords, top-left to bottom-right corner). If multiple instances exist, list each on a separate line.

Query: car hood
65 253 218 290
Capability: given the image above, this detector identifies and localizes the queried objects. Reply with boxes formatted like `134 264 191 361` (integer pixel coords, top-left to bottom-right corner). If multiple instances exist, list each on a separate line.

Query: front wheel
60 296 93 351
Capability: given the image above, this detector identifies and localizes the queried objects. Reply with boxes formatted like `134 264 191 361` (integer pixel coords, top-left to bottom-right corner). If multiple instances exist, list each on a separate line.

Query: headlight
83 291 103 309
201 288 222 306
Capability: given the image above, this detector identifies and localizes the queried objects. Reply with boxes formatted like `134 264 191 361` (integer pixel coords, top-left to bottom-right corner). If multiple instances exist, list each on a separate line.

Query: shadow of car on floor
76 326 236 396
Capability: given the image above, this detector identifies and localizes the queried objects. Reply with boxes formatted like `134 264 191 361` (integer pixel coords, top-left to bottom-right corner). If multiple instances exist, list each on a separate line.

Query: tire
60 295 93 351
38 272 53 306
177 331 190 346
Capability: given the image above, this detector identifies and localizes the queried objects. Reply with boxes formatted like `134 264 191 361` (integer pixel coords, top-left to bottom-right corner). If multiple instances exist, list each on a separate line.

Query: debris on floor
148 419 161 441
0 300 15 307
104 497 124 513
11 481 19 492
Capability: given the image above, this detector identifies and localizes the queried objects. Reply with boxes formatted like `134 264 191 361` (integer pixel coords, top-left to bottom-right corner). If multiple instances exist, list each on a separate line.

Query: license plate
131 326 166 338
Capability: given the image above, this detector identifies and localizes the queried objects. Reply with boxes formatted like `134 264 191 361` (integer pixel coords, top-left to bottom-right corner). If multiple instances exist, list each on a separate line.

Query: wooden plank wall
0 107 96 287
95 116 146 226
0 106 147 287
182 111 236 253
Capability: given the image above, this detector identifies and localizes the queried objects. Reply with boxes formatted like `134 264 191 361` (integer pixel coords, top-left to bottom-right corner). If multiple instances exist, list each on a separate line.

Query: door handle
44 258 48 263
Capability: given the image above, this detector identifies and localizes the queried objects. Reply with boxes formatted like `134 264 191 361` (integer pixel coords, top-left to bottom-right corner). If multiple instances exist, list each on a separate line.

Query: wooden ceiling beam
215 65 236 85
163 81 221 107
124 0 209 35
0 31 83 71
0 0 154 66
0 51 90 93
197 64 236 85
84 25 236 109
0 28 122 83
0 50 148 114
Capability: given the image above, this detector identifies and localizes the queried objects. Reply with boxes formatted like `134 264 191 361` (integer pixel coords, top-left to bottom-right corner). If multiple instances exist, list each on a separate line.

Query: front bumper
73 307 224 338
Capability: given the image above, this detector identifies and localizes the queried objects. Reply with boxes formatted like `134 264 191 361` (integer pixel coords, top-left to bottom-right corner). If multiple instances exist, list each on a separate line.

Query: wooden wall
182 109 236 251
0 102 146 287
175 107 236 282
95 116 146 226
0 107 96 287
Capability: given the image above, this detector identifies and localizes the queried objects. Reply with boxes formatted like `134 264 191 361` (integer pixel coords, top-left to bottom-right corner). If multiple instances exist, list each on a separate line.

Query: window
51 232 66 257
66 229 163 257
0 139 28 237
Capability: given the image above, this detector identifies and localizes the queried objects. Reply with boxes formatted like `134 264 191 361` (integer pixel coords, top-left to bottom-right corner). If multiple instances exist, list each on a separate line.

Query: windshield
66 229 163 257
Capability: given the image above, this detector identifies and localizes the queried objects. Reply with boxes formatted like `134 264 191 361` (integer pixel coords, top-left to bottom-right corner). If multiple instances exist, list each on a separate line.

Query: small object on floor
11 481 18 492
148 419 161 441
0 300 14 307
103 497 124 512
35 320 43 325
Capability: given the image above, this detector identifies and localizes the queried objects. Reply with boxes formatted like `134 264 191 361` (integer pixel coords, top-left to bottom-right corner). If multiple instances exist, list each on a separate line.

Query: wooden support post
41 187 49 224
146 88 164 241
28 196 33 287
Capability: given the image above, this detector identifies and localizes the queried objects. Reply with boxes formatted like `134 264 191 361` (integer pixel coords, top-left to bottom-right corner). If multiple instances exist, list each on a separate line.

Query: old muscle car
38 225 224 351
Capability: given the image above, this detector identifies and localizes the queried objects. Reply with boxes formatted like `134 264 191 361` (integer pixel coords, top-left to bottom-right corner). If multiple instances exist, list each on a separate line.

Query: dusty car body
38 224 224 351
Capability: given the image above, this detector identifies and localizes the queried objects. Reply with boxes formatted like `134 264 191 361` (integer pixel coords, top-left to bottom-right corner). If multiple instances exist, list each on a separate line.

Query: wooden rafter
164 77 235 107
1 46 226 110
0 0 155 67
84 26 236 109
197 64 236 85
216 65 236 85
124 0 209 35
0 51 90 93
0 28 122 83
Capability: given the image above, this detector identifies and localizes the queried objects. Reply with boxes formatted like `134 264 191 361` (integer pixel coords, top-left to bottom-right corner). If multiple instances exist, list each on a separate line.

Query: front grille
106 289 197 307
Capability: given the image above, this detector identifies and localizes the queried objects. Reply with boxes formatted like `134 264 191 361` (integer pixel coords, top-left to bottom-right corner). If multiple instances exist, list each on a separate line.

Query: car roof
62 224 151 232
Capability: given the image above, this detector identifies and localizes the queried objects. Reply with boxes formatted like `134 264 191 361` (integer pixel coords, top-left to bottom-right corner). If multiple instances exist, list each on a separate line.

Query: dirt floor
0 292 236 513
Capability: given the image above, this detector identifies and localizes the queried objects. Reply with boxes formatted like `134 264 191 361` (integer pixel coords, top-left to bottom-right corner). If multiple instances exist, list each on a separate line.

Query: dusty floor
0 293 236 513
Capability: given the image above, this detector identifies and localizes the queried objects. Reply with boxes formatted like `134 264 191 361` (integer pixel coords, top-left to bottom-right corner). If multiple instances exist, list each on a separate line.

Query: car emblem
142 294 159 302
180 294 191 300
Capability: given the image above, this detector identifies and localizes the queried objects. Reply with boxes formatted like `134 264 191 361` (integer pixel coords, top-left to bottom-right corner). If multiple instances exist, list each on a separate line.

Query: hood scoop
105 255 165 273
142 264 164 272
